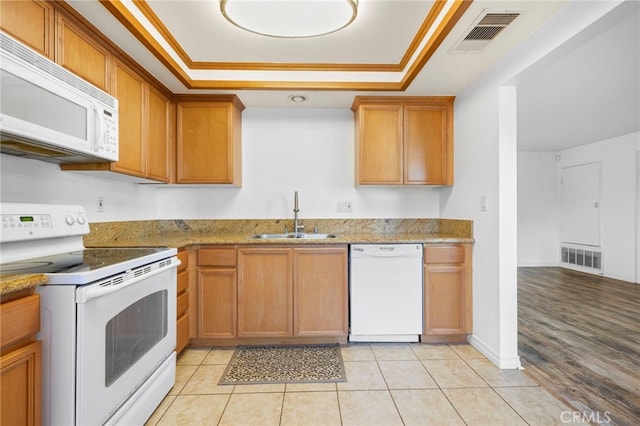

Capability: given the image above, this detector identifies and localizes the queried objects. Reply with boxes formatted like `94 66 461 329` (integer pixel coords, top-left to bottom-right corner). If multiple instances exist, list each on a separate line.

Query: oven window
105 290 168 387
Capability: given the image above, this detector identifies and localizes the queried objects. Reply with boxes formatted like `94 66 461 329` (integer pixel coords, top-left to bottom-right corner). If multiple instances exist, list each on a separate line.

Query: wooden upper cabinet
355 105 403 184
353 96 454 186
111 59 145 176
62 59 171 182
56 14 111 92
176 97 244 185
0 0 54 59
146 85 171 182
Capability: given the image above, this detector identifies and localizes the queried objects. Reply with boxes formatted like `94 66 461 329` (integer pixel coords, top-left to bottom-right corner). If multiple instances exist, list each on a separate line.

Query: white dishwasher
349 244 423 342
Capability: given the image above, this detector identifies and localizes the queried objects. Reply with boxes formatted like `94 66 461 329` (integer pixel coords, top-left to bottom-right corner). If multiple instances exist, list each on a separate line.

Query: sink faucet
293 190 304 234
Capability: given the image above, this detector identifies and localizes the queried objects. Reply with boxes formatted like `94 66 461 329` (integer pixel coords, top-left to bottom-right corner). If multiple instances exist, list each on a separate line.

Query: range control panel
0 203 89 243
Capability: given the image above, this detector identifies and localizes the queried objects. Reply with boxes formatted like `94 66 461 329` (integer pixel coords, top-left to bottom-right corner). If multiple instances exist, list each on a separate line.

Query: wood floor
518 267 640 426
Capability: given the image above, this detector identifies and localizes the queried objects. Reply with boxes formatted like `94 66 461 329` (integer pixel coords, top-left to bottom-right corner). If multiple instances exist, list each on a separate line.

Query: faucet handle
284 226 288 234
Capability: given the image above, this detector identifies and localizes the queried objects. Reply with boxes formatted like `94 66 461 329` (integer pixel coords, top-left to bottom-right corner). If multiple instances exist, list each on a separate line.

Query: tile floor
146 343 585 426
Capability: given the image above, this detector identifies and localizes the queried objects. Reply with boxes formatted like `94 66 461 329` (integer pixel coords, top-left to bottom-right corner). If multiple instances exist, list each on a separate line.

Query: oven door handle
76 258 180 303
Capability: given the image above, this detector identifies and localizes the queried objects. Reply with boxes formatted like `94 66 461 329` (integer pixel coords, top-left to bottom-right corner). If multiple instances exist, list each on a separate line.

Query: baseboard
467 334 522 370
517 262 560 267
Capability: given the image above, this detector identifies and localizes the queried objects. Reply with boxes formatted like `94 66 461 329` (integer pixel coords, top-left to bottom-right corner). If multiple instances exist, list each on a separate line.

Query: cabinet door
0 340 42 426
237 248 292 337
404 105 449 185
0 0 54 58
146 86 170 182
57 15 111 91
293 247 348 337
355 105 403 185
176 101 240 184
197 269 237 339
423 265 466 335
112 60 145 176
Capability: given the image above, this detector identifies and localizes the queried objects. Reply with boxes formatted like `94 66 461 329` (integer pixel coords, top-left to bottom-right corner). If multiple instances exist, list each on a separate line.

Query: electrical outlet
97 196 105 212
337 201 353 213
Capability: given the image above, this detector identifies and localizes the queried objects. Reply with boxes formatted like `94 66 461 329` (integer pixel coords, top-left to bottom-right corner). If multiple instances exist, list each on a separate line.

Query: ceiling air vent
453 12 520 52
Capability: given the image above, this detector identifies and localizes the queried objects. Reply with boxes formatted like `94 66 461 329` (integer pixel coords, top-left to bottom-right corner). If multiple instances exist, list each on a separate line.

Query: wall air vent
453 12 520 52
561 246 602 271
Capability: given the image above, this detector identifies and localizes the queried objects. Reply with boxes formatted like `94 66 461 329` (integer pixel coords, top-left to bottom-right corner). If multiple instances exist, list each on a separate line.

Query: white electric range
0 203 180 426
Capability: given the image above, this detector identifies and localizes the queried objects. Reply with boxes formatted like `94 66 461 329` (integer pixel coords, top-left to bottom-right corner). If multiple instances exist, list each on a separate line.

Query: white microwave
0 32 119 163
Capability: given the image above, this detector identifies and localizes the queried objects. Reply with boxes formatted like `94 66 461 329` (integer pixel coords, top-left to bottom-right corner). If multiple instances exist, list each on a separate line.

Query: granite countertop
84 218 474 249
1 218 473 296
0 274 47 297
83 231 473 249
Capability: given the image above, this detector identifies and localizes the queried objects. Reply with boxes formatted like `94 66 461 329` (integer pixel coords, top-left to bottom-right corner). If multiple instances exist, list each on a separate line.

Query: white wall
557 132 639 283
156 108 441 219
1 108 441 221
440 0 623 368
0 154 157 222
517 151 559 266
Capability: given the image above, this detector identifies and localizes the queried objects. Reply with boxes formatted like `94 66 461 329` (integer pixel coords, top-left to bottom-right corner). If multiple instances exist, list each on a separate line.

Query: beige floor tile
391 389 465 426
378 360 438 389
181 365 235 395
422 359 488 388
218 392 284 426
337 361 387 391
285 382 337 392
340 343 375 361
281 391 341 426
202 348 236 365
370 343 418 360
495 386 589 426
232 383 286 393
156 394 229 426
410 343 461 360
168 365 198 396
176 347 211 365
443 388 528 426
145 395 175 426
468 358 538 387
338 390 403 425
448 343 485 360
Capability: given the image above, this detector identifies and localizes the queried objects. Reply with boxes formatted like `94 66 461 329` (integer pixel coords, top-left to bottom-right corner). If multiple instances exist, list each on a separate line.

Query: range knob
77 215 86 225
65 215 75 225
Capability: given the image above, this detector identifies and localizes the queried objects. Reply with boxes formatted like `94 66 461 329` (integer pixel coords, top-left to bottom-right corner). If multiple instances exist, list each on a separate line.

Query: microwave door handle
93 103 102 153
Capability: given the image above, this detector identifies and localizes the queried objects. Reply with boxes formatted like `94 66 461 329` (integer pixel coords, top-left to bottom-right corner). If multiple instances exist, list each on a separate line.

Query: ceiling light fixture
288 95 308 103
220 0 358 38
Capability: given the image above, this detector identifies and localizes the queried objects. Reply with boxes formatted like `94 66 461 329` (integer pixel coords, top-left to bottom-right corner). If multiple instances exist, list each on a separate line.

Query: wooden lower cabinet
237 246 348 339
0 293 42 426
422 244 473 343
237 248 293 338
293 248 348 337
197 247 238 339
176 249 190 353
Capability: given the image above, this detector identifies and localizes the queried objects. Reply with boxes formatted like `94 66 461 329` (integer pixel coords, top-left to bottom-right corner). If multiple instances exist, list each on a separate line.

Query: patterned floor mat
219 344 347 385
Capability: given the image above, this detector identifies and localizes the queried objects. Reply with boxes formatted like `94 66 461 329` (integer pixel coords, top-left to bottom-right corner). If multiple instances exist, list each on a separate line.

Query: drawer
177 270 188 293
1 294 40 350
177 291 189 317
177 249 189 272
424 245 465 264
198 248 236 267
176 313 189 354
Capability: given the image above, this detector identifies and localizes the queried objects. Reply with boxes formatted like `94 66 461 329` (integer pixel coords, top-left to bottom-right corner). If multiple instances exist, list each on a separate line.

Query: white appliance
0 32 119 164
349 244 423 342
0 203 179 426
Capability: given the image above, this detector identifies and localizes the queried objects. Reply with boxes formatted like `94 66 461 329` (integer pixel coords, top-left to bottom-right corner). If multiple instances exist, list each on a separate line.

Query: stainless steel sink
250 233 337 239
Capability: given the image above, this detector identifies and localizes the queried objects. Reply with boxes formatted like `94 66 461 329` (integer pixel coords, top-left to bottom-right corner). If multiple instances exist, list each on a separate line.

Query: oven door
75 263 177 426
